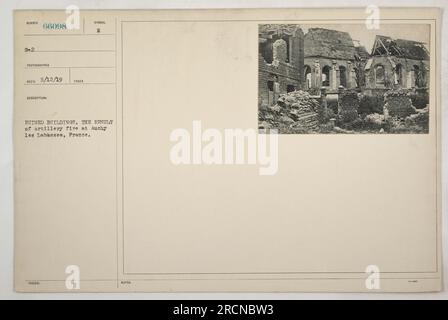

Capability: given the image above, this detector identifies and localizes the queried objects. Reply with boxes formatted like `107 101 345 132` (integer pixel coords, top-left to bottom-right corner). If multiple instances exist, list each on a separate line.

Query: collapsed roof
372 35 429 60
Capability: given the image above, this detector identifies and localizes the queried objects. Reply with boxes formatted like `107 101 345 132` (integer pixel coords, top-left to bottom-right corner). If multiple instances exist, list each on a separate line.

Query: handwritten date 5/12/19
40 76 63 83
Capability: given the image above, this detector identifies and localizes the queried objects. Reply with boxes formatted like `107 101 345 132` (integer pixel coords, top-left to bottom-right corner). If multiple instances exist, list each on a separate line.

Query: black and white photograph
1 0 446 304
258 24 430 134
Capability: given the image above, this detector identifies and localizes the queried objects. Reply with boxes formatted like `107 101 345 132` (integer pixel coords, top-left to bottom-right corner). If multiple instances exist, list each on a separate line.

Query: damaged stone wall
365 56 429 91
303 57 359 92
384 89 416 118
259 90 320 132
338 88 359 122
258 25 304 108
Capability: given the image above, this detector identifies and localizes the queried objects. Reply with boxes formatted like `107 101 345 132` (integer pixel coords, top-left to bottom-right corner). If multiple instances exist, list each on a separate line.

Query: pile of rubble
405 108 429 130
338 90 360 122
259 90 320 132
384 88 416 118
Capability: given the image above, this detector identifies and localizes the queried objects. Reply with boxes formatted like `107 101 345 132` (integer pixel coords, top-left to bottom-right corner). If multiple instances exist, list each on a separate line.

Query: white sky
301 24 430 54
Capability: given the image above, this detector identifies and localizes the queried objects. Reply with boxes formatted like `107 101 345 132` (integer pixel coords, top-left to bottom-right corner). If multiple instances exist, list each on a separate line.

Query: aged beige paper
14 8 442 292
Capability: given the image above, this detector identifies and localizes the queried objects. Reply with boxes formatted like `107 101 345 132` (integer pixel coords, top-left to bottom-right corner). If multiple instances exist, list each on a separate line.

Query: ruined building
303 28 369 92
258 25 304 107
354 44 371 88
364 35 429 94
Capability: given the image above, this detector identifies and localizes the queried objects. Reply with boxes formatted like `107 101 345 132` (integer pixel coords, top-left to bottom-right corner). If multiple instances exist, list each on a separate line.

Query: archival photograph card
14 8 442 292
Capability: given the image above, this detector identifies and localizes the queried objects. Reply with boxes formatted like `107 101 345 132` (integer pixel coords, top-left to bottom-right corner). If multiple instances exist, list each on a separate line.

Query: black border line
119 18 439 278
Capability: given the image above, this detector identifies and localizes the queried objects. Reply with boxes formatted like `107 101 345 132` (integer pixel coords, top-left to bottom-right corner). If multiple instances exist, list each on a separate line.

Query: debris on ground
259 90 320 133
